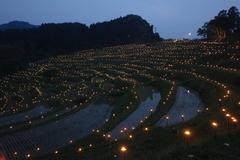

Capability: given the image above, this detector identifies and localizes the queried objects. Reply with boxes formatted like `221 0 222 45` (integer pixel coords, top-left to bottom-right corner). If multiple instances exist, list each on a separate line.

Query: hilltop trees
197 6 240 41
89 15 160 47
0 15 160 77
36 23 89 53
0 15 159 56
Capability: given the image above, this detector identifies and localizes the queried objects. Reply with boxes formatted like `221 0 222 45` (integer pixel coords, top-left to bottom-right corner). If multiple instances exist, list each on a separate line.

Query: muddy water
107 86 161 140
155 86 204 127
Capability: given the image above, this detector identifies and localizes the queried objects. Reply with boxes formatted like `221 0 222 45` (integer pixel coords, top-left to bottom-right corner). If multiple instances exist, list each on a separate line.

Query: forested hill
0 21 39 30
89 15 160 47
0 14 160 77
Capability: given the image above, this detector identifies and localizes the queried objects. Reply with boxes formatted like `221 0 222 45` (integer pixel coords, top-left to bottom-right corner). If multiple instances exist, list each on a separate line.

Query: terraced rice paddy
107 86 161 140
0 97 118 159
0 41 240 159
156 86 204 127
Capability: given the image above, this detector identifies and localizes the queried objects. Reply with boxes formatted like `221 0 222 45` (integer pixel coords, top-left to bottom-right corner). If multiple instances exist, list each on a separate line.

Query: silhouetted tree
227 6 240 31
197 6 239 41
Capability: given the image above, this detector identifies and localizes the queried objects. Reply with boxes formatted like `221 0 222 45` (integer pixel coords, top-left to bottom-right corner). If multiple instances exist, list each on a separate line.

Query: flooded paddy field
107 86 161 139
0 96 118 159
0 42 240 159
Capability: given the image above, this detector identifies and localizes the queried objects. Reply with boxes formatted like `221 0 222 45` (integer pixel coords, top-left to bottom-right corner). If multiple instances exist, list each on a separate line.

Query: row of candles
1 41 238 112
26 109 236 159
183 111 238 147
2 41 239 159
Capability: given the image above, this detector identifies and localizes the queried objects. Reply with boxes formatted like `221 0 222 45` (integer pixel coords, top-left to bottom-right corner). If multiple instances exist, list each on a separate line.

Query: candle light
212 122 218 140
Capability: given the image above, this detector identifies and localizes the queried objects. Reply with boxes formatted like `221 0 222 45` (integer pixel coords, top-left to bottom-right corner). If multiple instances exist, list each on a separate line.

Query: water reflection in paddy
107 86 161 139
0 96 119 160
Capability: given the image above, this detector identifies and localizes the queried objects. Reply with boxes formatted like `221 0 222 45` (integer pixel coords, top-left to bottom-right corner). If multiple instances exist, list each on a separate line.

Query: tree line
197 6 240 41
0 15 160 77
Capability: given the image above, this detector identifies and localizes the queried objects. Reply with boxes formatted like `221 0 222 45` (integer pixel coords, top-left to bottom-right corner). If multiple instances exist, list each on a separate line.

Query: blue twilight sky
1 0 240 39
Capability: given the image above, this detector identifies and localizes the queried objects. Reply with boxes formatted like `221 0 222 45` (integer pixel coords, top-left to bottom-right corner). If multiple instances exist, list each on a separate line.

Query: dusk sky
1 0 240 39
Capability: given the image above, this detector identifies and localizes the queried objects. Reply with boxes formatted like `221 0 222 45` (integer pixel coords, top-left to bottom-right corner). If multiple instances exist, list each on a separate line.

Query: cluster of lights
0 41 239 159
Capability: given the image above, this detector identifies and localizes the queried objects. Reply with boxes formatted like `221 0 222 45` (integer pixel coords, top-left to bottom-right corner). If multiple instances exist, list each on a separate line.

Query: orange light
78 148 82 152
227 90 230 94
226 114 231 117
184 131 190 136
121 147 127 152
212 122 218 127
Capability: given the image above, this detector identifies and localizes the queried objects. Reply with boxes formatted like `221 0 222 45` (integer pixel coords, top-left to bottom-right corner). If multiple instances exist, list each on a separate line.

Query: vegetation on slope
0 15 160 78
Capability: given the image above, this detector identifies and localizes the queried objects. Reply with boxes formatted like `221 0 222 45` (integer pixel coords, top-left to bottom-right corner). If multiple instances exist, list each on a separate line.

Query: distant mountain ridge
0 21 39 30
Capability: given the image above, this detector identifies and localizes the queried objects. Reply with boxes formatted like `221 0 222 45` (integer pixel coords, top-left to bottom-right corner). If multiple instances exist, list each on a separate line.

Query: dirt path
107 86 161 140
155 86 204 127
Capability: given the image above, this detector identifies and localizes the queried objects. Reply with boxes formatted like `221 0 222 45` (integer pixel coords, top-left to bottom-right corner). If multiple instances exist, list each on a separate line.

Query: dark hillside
0 21 39 30
36 23 89 53
0 15 161 77
223 31 240 42
89 15 159 47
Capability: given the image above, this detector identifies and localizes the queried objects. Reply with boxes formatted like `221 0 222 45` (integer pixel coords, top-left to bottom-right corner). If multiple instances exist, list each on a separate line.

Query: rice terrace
0 40 240 160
